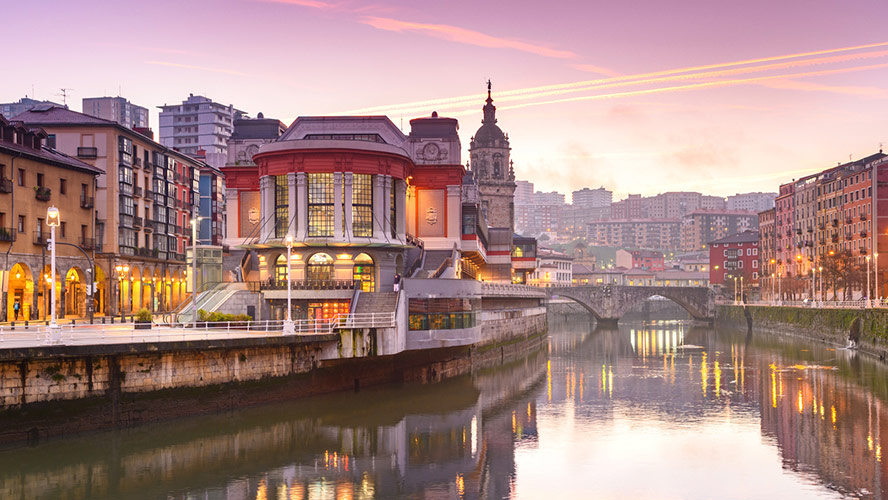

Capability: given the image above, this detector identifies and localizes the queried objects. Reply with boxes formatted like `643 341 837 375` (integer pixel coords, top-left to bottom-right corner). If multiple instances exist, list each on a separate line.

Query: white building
528 248 573 287
726 192 776 213
158 94 245 168
82 96 149 129
572 186 612 208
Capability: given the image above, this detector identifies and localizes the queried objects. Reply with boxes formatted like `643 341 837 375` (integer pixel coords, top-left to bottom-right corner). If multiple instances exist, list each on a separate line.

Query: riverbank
716 304 888 359
0 316 546 446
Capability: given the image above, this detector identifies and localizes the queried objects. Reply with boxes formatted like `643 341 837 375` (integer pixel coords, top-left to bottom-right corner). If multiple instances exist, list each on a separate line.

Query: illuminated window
274 175 289 238
353 253 375 292
307 253 334 281
308 173 334 237
274 254 288 283
352 174 373 237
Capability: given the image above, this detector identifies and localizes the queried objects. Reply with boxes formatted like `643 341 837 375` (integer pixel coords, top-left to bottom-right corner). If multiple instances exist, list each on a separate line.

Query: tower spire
483 80 496 124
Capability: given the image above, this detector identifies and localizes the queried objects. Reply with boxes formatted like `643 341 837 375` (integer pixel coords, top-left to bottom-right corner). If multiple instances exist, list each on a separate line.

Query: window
59 178 67 195
46 134 56 149
60 222 66 238
274 175 289 238
390 185 397 238
36 173 44 187
17 215 24 233
752 260 758 268
352 174 373 237
308 173 334 237
307 253 334 281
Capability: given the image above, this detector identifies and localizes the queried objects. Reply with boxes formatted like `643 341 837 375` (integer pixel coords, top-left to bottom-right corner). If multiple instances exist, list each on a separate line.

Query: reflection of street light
867 256 872 308
46 206 60 342
283 234 295 335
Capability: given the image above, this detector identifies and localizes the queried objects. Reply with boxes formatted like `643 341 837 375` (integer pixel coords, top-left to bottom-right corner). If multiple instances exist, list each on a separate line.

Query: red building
708 230 760 287
615 249 664 271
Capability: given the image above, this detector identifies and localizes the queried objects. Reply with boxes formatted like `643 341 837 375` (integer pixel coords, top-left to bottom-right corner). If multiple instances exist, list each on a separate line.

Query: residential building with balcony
587 219 680 251
758 207 776 282
82 96 149 129
15 106 204 317
0 97 65 119
0 114 101 322
527 247 572 287
727 192 776 213
680 210 758 252
158 94 245 168
775 182 795 277
708 230 760 287
572 186 612 209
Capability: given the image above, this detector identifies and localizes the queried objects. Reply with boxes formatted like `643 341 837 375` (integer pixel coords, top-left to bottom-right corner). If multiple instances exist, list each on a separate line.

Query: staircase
176 283 239 323
353 292 399 315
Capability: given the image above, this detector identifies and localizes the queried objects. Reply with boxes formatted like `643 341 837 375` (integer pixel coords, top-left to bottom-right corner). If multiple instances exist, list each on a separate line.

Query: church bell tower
469 81 516 230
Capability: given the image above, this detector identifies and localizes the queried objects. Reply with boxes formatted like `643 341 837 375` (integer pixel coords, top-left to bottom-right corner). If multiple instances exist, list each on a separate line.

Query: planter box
134 322 152 330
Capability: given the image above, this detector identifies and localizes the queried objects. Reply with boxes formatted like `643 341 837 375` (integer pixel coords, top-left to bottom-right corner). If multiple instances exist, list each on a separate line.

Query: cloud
571 63 621 77
361 16 577 60
144 61 251 77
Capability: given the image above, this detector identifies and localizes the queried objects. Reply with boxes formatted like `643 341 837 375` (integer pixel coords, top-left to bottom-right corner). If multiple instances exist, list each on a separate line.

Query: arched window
493 161 501 178
307 253 334 282
274 255 288 284
353 253 375 292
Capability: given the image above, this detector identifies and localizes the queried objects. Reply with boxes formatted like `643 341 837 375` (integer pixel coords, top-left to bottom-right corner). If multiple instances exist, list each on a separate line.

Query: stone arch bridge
547 285 716 325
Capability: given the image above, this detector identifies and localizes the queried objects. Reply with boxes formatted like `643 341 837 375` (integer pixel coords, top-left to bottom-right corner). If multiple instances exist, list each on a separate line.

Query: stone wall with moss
717 305 888 358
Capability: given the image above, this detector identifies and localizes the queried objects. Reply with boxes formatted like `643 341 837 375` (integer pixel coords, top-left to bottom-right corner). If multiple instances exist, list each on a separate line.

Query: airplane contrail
349 49 888 118
336 41 888 115
440 61 888 116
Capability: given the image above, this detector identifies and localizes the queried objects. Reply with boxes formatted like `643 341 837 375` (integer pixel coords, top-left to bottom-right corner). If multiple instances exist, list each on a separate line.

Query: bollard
111 317 115 324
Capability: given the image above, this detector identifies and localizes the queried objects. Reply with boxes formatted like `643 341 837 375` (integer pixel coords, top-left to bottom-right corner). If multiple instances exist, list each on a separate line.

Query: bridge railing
481 282 546 298
723 299 881 309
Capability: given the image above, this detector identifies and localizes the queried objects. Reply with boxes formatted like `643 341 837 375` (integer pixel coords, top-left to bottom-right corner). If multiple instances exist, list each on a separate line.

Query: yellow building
0 115 101 322
15 106 206 317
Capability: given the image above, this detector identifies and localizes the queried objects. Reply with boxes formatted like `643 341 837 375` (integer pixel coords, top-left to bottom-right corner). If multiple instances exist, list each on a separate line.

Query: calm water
2 313 888 499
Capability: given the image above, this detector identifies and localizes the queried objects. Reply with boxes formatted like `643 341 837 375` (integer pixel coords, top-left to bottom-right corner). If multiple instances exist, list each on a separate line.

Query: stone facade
470 86 515 231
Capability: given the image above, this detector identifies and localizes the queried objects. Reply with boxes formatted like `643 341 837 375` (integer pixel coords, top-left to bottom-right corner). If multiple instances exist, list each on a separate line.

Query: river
1 313 886 499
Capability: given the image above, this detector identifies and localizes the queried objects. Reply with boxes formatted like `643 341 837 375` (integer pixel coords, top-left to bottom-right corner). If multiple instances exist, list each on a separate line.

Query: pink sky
5 0 888 200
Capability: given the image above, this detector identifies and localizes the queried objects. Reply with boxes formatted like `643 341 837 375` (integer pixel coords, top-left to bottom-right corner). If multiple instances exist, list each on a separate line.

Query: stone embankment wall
0 317 547 445
716 305 888 359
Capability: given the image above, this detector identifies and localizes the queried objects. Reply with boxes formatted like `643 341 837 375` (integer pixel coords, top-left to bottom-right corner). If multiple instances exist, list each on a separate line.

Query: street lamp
283 234 295 335
875 252 880 307
818 266 823 307
115 264 129 320
866 255 872 308
46 206 60 342
190 215 204 329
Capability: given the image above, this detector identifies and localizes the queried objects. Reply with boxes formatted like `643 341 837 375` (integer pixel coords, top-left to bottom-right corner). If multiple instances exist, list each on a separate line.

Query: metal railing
0 178 11 193
0 227 14 243
719 298 887 309
76 147 98 158
80 195 94 209
0 312 397 348
79 237 95 250
33 232 48 246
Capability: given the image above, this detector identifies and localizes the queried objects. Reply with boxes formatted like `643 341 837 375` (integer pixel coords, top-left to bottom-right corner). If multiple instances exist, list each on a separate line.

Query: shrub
135 308 152 323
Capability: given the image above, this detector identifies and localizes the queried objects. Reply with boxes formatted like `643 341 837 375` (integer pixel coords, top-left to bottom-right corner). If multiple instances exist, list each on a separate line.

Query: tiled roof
709 230 760 245
0 140 102 174
13 106 118 126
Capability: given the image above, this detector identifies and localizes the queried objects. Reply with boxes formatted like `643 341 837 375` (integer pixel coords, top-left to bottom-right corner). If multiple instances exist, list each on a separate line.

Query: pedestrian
13 300 20 321
393 273 401 292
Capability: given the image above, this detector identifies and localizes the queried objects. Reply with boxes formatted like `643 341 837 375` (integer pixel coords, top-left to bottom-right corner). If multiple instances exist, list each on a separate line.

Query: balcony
818 223 825 230
832 219 839 227
861 230 868 237
0 178 11 194
861 214 868 221
79 237 95 250
134 186 143 197
846 217 853 224
34 186 51 202
76 147 98 159
0 227 15 243
137 247 159 258
846 234 853 241
80 195 94 209
134 157 142 167
33 232 48 246
831 235 839 243
133 216 143 228
144 220 155 232
795 229 802 235
807 227 813 233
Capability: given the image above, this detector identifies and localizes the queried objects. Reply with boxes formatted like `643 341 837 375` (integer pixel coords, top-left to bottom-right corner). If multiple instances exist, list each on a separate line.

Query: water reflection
2 315 888 499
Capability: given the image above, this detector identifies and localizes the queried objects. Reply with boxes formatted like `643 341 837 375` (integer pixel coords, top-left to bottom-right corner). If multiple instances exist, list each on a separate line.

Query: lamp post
740 276 744 304
818 266 823 307
190 215 204 329
875 252 880 307
46 206 61 343
283 234 295 335
115 264 129 320
867 255 872 308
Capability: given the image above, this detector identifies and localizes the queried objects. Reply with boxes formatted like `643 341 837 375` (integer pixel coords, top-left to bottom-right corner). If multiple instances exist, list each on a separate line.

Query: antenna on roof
56 88 74 106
